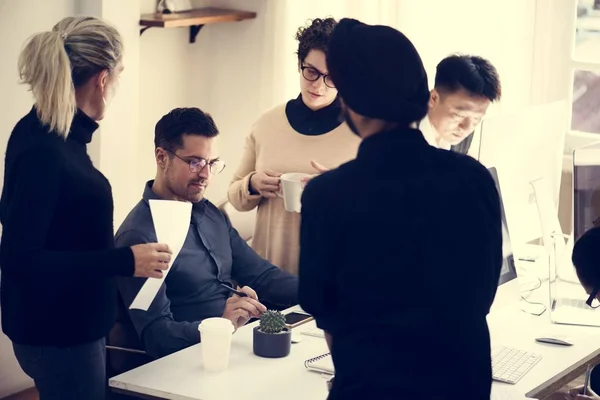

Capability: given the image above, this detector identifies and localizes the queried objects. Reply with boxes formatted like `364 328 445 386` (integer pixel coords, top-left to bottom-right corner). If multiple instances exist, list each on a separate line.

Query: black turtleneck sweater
0 107 134 347
299 127 502 399
285 95 343 135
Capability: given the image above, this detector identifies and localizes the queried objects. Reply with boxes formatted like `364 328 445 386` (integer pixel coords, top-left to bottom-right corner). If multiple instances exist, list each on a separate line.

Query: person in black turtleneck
228 18 360 276
0 17 171 400
299 19 503 399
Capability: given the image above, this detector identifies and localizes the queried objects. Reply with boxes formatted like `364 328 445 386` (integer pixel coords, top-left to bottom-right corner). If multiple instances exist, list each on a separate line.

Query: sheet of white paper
491 386 537 400
129 199 192 311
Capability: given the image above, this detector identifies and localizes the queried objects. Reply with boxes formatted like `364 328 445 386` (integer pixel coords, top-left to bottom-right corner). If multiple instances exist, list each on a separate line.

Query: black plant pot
253 326 291 358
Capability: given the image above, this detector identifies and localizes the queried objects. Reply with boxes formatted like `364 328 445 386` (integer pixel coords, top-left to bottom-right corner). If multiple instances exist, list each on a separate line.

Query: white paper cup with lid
198 317 235 372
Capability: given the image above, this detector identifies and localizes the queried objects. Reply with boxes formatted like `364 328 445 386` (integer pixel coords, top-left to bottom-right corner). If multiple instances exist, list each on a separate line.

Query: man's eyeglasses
586 287 600 309
301 65 335 88
165 149 226 175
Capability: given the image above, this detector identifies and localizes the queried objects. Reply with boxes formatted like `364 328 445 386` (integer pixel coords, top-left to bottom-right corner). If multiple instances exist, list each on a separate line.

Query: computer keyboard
556 297 594 310
491 346 542 384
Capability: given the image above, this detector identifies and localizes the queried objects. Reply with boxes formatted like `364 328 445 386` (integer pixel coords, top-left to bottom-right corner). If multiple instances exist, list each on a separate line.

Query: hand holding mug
250 170 282 198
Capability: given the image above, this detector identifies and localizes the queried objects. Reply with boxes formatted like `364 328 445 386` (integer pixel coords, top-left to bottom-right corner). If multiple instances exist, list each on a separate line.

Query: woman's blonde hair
18 16 123 138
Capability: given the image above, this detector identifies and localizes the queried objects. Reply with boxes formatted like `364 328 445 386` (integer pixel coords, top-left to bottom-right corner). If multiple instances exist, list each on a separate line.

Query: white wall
196 0 543 196
97 0 143 227
137 0 217 201
135 0 565 206
530 0 574 108
187 0 270 200
537 0 580 234
398 0 537 117
197 0 575 243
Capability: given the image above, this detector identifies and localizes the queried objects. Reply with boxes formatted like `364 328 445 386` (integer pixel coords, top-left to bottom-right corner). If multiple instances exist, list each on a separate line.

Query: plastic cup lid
198 317 234 333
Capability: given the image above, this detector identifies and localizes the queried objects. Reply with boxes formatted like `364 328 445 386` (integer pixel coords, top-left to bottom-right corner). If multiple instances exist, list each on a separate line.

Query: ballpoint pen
219 282 249 297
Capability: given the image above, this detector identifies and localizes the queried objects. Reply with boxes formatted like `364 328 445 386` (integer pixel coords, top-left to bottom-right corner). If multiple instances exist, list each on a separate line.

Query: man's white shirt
419 116 451 150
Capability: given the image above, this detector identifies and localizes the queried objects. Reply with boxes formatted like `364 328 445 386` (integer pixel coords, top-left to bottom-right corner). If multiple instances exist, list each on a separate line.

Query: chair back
217 199 256 243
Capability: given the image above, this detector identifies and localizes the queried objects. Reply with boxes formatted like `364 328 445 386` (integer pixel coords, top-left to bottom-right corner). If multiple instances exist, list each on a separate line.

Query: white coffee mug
198 317 234 372
278 173 311 213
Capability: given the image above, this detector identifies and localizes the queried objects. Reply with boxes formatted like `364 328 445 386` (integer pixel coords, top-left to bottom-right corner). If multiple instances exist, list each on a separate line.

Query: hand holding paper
130 243 172 279
129 199 192 311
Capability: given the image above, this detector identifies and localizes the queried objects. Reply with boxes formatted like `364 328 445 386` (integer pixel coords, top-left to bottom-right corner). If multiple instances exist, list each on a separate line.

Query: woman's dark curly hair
295 17 337 62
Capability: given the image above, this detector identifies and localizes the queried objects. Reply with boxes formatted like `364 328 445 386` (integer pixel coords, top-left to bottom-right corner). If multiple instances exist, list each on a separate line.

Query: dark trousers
591 365 600 393
13 337 106 400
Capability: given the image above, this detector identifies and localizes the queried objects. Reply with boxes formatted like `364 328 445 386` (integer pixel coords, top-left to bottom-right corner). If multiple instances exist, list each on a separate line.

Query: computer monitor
488 167 517 286
573 141 600 241
478 101 567 246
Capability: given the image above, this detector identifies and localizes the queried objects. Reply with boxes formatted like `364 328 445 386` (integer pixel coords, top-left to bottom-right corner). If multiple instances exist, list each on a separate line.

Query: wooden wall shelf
139 7 257 43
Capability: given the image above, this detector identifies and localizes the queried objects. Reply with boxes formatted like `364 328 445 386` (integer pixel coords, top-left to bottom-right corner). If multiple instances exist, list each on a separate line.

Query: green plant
259 310 287 334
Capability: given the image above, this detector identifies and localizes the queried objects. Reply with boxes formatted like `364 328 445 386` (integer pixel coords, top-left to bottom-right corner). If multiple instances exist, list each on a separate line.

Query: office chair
106 294 152 377
216 198 256 244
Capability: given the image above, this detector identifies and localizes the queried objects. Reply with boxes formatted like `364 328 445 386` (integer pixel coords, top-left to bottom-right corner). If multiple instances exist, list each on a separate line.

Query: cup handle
275 177 283 197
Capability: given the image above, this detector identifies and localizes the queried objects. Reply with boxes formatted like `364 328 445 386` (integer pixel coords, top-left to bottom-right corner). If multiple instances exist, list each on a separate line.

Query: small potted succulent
253 310 291 358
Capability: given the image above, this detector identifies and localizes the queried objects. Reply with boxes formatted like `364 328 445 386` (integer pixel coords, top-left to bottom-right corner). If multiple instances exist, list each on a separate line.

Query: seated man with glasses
114 107 299 359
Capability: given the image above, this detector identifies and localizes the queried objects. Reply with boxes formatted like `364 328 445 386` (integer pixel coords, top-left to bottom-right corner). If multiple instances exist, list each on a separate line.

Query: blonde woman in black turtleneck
228 18 360 275
0 16 171 400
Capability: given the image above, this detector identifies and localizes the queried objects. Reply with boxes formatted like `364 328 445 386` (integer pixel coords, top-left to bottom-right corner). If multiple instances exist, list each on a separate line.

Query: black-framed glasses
586 288 600 309
165 149 226 175
301 65 335 88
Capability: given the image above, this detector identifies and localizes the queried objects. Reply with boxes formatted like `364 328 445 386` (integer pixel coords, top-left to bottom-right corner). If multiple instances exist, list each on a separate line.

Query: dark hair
434 54 501 102
572 227 600 287
295 17 337 62
154 107 219 152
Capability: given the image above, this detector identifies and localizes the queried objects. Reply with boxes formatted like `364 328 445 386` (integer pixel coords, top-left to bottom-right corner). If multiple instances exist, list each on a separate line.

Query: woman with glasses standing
0 17 171 400
228 18 360 275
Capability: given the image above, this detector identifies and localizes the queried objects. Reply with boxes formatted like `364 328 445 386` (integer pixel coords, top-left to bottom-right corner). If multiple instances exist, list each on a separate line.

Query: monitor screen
488 167 518 286
573 142 600 241
477 101 567 245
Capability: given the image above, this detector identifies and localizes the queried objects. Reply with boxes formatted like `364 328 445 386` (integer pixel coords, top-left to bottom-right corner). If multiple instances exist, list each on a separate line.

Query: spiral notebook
304 353 334 375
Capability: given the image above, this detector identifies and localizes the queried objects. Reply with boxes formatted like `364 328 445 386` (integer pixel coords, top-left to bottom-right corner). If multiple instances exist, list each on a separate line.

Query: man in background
421 54 501 154
298 19 503 399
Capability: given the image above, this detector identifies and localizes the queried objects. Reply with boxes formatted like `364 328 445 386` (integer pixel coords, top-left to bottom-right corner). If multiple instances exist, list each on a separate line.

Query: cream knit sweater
228 104 360 274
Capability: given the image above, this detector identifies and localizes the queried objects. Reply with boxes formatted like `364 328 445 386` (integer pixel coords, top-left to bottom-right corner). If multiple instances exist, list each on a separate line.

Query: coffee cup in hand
277 172 311 213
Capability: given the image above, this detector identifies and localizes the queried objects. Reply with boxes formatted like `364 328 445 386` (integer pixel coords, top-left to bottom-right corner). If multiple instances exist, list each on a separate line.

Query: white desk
488 302 600 398
109 314 331 400
109 302 600 400
110 259 600 400
487 259 600 398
